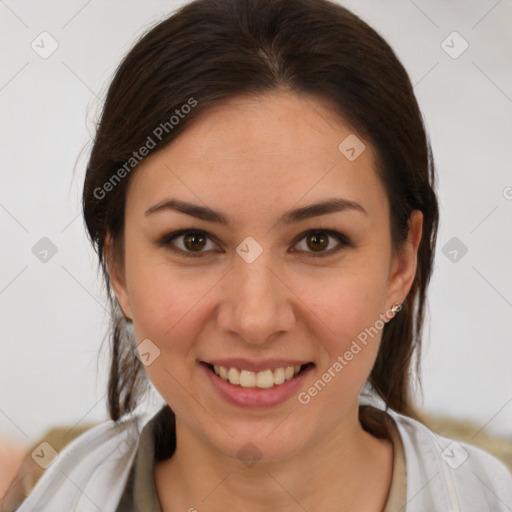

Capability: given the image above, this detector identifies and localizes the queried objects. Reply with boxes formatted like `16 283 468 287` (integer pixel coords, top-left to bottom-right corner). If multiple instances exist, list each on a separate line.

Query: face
108 91 422 462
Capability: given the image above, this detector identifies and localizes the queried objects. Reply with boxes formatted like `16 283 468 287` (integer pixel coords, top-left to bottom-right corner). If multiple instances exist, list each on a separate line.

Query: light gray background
1 0 511 444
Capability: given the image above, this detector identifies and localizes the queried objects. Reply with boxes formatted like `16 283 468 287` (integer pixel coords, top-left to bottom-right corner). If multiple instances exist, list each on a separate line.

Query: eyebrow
144 197 367 227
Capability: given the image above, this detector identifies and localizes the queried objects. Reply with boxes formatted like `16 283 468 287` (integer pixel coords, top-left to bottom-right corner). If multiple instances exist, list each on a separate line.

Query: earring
391 302 402 313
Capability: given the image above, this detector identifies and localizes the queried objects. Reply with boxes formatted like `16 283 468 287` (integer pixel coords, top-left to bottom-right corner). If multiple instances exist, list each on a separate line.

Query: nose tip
217 257 296 346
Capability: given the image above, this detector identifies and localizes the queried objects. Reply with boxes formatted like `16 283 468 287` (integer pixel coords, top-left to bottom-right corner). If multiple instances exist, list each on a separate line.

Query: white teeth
239 370 256 387
227 367 240 385
273 367 285 385
256 369 274 389
284 366 294 380
211 364 305 389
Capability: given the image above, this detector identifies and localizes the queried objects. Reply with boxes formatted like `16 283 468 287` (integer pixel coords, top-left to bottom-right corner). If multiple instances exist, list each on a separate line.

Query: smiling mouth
201 362 315 389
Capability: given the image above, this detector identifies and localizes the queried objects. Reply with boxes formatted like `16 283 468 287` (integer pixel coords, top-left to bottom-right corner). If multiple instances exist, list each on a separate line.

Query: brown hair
82 0 439 422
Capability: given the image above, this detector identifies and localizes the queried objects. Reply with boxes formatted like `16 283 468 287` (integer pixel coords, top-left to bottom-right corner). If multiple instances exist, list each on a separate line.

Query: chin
201 420 312 466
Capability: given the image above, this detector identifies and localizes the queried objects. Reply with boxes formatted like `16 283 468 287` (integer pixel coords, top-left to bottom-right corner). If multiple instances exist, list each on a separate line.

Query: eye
158 229 352 258
159 229 220 257
291 229 352 257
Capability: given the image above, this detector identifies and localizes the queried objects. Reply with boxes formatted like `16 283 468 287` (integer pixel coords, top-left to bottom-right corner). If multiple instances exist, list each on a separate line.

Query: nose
217 252 296 346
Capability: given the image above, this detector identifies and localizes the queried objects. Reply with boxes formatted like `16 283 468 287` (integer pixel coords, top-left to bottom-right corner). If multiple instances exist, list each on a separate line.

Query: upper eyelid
162 228 349 253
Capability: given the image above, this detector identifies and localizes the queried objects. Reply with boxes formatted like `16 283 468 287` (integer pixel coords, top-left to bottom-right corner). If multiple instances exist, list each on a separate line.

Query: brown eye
292 229 351 257
306 232 329 252
160 229 218 257
183 232 207 251
159 228 351 259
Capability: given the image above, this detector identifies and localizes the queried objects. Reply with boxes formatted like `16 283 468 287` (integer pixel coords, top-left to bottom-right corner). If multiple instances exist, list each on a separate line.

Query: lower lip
200 362 315 408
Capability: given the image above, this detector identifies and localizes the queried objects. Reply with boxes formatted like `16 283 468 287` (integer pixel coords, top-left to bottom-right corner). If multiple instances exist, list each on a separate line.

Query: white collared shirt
14 390 512 511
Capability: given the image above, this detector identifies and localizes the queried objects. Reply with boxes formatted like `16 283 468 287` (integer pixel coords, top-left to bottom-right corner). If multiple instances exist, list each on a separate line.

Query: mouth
200 361 315 390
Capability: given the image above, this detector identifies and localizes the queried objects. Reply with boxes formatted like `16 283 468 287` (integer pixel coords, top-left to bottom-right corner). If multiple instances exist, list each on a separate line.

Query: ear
103 232 133 320
386 210 423 307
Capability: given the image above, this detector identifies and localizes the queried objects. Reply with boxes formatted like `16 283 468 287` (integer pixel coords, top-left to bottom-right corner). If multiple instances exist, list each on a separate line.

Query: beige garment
360 405 408 512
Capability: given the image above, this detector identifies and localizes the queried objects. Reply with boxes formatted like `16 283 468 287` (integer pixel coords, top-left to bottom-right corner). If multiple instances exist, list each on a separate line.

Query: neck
154 405 394 512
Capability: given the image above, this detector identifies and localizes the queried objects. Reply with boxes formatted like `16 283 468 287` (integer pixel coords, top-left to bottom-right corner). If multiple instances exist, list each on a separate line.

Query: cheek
124 243 221 354
309 261 391 379
127 266 217 403
129 270 211 341
315 258 389 330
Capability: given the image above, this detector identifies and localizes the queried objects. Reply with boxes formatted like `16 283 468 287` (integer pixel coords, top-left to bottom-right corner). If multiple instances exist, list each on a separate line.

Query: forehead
126 91 387 222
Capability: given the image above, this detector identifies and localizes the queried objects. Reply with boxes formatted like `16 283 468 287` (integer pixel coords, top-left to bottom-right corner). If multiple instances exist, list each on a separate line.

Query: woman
13 0 512 510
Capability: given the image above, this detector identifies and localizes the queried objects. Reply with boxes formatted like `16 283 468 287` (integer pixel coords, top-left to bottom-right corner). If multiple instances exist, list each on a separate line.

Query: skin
106 90 423 511
0 434 26 505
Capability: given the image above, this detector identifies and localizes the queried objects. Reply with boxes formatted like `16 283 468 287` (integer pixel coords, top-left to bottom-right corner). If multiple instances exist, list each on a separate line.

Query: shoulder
14 411 153 512
387 408 512 511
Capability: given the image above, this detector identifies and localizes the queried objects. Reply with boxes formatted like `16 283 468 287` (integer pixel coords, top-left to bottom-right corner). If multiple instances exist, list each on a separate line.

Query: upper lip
201 358 313 373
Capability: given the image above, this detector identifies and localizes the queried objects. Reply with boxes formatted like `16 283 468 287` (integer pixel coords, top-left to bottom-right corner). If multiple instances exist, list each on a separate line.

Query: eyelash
158 228 353 258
